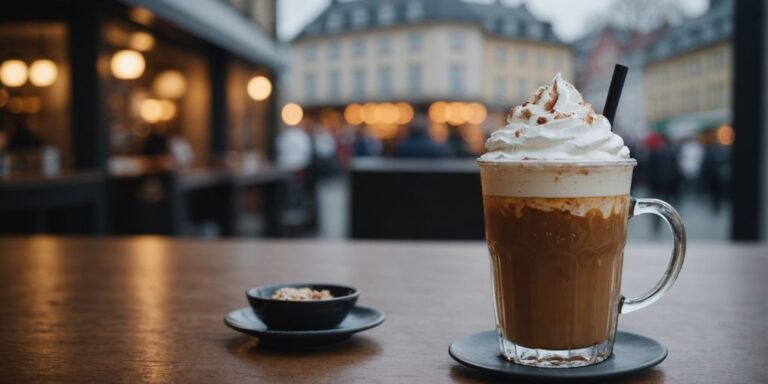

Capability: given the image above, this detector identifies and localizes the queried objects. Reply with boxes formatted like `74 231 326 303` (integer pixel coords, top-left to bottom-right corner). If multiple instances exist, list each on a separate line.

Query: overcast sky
277 0 708 42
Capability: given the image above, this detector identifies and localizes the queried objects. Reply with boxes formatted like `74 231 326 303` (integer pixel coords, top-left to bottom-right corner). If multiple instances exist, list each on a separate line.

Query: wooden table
0 237 765 383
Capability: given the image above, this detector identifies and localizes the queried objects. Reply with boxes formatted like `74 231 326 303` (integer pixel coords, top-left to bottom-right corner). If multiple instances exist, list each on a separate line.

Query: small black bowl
246 283 359 331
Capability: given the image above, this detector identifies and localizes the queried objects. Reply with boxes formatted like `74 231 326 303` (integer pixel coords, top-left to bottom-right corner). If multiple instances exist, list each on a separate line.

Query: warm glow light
129 32 155 51
110 50 145 80
8 97 24 113
282 103 303 126
153 70 187 99
22 96 42 113
247 76 272 101
362 103 381 124
396 102 414 125
467 102 487 125
130 7 155 25
0 60 28 87
0 88 9 107
716 124 734 146
380 103 399 124
428 101 448 124
367 124 400 139
140 98 163 123
429 123 449 142
159 99 176 121
344 104 364 125
447 102 465 125
29 59 58 87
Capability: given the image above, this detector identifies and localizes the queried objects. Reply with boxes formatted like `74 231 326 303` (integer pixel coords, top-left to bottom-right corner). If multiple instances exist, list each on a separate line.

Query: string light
153 70 187 99
110 50 145 80
0 60 28 87
29 59 58 87
247 76 272 101
281 103 303 126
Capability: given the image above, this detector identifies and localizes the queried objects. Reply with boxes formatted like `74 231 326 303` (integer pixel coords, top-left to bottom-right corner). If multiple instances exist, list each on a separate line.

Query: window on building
495 46 507 64
326 11 342 32
305 73 317 100
352 38 366 57
406 1 425 21
378 3 396 25
328 40 340 59
304 44 317 61
503 19 518 35
408 64 421 95
408 32 422 53
352 8 369 28
353 68 365 98
527 23 544 38
449 64 464 94
516 47 528 66
516 78 527 100
379 66 393 97
378 35 391 54
450 32 465 50
495 77 506 102
328 70 341 99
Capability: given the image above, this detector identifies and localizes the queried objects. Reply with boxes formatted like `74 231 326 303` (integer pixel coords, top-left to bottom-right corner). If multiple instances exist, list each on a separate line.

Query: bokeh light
153 70 187 99
0 60 28 87
139 98 163 123
344 104 364 125
716 124 734 146
29 59 58 87
396 103 414 125
247 76 272 101
110 50 145 80
428 101 448 124
129 32 155 51
282 103 303 126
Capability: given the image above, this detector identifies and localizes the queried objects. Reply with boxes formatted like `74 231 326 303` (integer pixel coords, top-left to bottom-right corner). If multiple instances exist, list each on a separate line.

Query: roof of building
292 0 562 44
645 0 733 63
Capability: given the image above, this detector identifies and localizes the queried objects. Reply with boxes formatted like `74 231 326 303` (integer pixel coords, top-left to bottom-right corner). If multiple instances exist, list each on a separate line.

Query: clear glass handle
621 197 687 314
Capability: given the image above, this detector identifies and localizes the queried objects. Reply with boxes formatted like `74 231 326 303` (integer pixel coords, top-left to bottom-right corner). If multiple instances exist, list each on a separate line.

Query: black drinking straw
602 64 629 127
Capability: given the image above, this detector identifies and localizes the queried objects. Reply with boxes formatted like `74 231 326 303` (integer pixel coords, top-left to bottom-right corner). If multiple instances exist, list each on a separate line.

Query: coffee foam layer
479 162 633 217
485 195 629 219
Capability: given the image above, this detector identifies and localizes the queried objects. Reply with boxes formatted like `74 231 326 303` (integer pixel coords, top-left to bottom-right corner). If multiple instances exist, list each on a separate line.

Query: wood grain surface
0 236 765 383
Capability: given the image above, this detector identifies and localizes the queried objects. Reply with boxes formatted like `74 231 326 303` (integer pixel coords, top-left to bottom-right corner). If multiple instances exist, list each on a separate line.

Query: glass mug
478 159 686 368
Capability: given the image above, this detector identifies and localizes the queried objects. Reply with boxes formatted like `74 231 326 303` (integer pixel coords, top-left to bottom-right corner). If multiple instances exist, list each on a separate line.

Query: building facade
643 0 733 139
287 0 572 144
573 25 666 140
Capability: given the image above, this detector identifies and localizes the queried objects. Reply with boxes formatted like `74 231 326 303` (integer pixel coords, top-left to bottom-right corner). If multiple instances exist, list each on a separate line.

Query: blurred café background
0 0 764 242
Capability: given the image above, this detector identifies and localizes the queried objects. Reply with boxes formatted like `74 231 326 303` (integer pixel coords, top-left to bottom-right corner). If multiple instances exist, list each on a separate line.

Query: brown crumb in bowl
271 287 334 301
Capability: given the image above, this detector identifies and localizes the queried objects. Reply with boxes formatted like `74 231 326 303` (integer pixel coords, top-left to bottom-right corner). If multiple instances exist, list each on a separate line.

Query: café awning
651 109 731 140
118 0 287 70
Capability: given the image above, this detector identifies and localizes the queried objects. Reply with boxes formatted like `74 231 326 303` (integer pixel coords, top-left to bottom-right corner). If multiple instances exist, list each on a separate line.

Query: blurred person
141 125 195 169
678 138 705 195
5 115 42 151
445 125 472 158
167 127 195 168
351 126 382 157
276 124 312 169
310 122 340 179
701 130 730 213
393 113 447 159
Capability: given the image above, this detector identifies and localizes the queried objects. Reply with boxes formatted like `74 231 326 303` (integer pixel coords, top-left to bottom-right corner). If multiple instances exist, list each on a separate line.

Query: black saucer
224 306 385 349
449 331 667 381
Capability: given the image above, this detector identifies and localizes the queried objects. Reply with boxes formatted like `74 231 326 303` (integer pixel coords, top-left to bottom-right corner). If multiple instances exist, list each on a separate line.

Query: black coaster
224 306 385 349
449 331 667 381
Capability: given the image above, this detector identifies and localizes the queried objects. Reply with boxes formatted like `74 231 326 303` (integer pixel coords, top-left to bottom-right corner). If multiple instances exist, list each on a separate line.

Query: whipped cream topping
480 73 630 162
